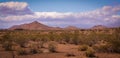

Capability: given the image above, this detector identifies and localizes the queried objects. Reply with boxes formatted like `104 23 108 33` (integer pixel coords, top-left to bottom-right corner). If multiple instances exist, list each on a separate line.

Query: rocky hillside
9 21 61 30
91 25 108 29
64 26 79 30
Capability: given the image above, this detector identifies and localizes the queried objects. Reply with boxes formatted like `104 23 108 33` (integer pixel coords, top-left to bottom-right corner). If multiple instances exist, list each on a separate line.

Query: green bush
106 29 120 53
78 45 88 51
30 48 43 54
72 30 80 45
17 48 29 55
66 52 75 57
16 38 29 48
38 41 44 48
93 44 111 52
60 31 72 43
85 47 95 57
0 28 120 54
48 42 57 52
2 41 13 51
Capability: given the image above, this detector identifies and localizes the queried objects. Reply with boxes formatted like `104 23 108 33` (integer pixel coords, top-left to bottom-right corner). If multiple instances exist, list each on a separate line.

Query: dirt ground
0 44 120 58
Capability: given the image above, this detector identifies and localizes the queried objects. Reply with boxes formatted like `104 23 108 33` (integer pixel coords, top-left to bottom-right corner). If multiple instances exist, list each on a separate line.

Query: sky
0 0 120 28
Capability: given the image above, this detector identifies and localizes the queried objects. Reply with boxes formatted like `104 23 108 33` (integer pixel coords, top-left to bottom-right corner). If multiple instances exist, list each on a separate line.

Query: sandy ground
0 44 120 58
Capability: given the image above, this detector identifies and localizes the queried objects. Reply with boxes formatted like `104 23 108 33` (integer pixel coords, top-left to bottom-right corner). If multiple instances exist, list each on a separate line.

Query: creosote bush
2 41 14 51
107 30 120 53
85 47 96 57
48 42 57 53
30 48 43 54
16 38 29 48
66 52 75 57
78 44 88 51
93 43 111 53
17 48 29 55
72 30 80 45
0 28 120 55
38 41 44 48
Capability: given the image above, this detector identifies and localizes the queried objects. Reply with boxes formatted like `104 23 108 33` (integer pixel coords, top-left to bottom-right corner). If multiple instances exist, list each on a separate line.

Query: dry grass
0 28 120 58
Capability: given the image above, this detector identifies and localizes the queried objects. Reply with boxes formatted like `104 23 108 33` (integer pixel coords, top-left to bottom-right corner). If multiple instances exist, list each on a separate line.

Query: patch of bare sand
96 53 120 58
0 43 120 58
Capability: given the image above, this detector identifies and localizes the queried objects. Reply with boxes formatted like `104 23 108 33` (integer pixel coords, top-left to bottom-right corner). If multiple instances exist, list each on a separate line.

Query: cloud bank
0 2 120 28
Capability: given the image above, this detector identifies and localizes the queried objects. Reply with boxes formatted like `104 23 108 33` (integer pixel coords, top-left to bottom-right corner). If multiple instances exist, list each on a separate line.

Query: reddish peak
31 21 40 24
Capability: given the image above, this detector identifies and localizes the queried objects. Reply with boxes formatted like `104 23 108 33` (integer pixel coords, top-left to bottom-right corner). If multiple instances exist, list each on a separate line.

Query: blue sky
1 0 120 12
0 0 120 28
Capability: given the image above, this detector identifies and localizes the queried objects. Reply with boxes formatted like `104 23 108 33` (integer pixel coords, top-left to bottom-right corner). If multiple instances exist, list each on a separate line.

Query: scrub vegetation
0 27 120 58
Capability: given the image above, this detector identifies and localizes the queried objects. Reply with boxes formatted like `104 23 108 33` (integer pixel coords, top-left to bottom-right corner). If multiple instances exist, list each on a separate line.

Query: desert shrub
38 41 44 48
20 41 44 54
72 30 80 45
78 44 88 51
72 38 80 45
30 48 43 54
48 42 57 52
28 41 43 49
15 38 29 48
17 48 29 55
93 43 111 53
40 36 49 42
0 36 3 44
60 32 71 43
2 32 12 41
2 36 16 51
85 47 96 57
83 32 98 46
2 41 13 51
48 32 55 41
52 34 62 43
106 29 120 53
2 41 18 51
66 52 75 57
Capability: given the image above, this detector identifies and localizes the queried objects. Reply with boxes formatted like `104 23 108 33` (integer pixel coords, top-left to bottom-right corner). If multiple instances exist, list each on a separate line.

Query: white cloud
112 5 120 12
0 2 120 28
1 15 35 21
112 15 120 19
34 12 73 19
0 2 32 16
0 2 28 10
102 6 112 11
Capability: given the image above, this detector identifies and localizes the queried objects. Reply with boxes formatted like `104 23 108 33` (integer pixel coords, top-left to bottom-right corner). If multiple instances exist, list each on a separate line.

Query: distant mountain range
9 21 109 30
9 21 61 30
91 25 108 29
64 26 79 30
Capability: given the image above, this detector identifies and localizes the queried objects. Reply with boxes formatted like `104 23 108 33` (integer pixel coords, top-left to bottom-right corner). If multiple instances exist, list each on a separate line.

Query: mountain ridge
9 21 57 30
8 21 113 30
91 25 108 29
